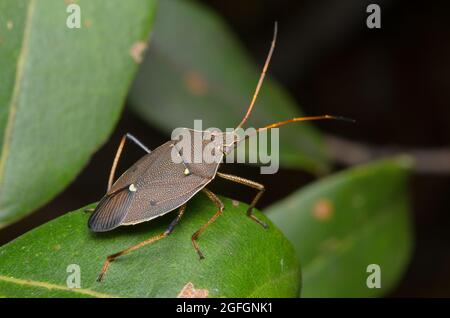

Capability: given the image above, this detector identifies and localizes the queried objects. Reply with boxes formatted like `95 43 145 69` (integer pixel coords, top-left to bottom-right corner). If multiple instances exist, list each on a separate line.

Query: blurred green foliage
0 0 413 298
0 0 156 228
267 159 413 297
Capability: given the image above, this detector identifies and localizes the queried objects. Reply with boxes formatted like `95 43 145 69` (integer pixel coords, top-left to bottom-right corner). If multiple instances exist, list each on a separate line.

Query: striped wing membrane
88 186 135 232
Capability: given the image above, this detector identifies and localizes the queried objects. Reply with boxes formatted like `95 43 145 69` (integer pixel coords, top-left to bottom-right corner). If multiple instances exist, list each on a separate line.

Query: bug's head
222 131 242 155
203 130 240 155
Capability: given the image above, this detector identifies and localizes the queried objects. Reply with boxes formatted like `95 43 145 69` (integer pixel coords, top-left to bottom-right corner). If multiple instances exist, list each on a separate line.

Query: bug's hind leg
191 188 224 260
86 134 151 215
107 133 151 191
96 204 186 282
216 172 268 229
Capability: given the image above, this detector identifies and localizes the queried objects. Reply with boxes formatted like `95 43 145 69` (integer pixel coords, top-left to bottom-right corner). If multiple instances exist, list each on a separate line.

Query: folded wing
88 185 135 232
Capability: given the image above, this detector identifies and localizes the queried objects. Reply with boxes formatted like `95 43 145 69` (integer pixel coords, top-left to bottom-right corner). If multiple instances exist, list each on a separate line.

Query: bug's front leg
216 172 268 229
96 204 186 282
191 188 224 260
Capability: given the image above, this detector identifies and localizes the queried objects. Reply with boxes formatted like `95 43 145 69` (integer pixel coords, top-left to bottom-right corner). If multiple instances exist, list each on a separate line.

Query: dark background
1 0 449 297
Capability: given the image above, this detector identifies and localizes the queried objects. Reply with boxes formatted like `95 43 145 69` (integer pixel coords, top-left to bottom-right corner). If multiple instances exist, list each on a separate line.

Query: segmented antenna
235 22 278 130
256 115 355 132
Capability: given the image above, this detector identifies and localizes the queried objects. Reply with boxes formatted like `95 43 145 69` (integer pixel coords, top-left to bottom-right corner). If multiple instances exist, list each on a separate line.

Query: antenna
256 115 355 132
235 21 278 130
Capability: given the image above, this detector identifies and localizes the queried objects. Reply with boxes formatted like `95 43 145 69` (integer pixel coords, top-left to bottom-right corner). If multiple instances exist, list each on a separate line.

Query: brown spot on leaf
177 282 209 298
84 19 92 28
184 71 208 96
232 200 239 208
53 244 61 251
313 199 333 221
129 41 147 63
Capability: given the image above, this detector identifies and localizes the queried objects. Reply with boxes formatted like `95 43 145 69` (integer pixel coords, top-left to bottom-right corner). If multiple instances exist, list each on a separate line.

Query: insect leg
216 172 268 229
107 133 151 191
191 188 224 260
96 204 186 282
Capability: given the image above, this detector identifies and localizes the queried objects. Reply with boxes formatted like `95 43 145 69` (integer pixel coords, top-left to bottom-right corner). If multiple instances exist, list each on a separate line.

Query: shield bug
88 22 354 282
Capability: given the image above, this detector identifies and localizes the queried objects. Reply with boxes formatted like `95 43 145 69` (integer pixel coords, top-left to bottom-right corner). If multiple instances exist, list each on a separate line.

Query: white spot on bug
129 184 137 192
184 168 190 176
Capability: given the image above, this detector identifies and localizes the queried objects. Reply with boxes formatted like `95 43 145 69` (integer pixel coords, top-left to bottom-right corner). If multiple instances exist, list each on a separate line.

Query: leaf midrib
0 0 35 196
0 275 117 298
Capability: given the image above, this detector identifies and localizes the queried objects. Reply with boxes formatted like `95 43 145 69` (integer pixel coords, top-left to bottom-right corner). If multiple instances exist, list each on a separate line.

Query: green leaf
0 196 300 297
0 0 156 228
266 158 413 297
129 0 329 174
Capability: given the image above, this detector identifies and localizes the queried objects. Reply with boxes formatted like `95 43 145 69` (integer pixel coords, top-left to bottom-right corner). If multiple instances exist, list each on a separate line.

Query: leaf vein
0 275 116 298
0 0 35 194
